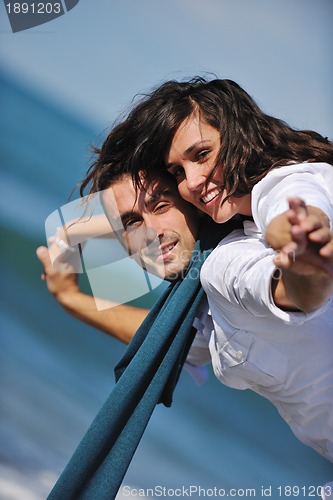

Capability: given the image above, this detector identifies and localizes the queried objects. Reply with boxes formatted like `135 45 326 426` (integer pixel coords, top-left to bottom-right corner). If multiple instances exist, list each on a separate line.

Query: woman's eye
170 166 184 178
197 150 210 162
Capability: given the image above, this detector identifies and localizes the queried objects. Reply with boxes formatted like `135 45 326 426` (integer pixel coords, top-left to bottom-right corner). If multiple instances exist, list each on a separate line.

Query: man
37 172 214 376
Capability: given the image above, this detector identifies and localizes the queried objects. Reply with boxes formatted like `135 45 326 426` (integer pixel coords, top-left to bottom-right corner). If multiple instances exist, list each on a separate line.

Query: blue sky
1 0 332 136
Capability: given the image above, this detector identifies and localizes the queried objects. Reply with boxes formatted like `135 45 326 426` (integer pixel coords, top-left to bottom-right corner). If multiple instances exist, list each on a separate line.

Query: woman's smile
166 114 251 222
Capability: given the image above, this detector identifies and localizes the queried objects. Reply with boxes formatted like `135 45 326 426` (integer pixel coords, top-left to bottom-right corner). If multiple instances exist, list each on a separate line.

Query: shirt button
235 351 244 361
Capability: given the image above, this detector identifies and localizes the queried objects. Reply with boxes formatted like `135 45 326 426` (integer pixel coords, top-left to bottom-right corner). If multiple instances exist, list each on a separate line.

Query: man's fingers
36 245 49 258
36 246 52 269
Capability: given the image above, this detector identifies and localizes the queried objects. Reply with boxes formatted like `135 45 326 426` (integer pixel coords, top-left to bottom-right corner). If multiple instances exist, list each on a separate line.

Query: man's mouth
201 187 223 205
156 242 177 261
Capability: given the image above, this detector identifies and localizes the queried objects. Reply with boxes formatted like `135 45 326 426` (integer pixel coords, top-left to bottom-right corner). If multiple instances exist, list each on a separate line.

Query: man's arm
48 214 113 271
266 198 333 312
36 246 149 344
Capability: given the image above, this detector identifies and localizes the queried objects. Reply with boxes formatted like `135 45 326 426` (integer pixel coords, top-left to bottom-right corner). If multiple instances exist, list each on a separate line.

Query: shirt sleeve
252 165 333 233
201 231 329 324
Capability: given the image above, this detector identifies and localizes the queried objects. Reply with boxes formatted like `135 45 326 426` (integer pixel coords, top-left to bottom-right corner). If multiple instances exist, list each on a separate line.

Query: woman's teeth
201 187 222 204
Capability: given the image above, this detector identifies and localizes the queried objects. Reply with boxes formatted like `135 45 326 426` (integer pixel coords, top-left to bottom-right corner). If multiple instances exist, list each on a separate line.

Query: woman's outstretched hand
267 197 333 279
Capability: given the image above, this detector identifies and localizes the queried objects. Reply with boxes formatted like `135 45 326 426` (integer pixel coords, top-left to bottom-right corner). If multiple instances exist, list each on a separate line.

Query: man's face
102 175 198 281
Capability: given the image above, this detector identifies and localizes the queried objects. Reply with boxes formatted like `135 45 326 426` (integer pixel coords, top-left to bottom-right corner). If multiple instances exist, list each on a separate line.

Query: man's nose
143 225 160 245
145 213 167 240
128 224 159 256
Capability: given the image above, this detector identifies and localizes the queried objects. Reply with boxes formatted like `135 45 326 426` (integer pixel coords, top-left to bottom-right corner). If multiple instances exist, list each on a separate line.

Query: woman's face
165 113 252 223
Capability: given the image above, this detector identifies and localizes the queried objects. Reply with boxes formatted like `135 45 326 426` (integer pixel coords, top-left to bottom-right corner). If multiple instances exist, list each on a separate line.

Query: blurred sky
1 0 332 138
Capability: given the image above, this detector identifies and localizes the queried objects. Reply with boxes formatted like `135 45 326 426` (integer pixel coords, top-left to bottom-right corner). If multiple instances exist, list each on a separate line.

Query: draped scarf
47 218 238 499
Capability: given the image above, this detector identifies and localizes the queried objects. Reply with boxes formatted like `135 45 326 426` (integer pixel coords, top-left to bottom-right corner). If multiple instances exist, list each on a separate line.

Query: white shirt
251 162 333 231
193 162 333 461
199 223 333 461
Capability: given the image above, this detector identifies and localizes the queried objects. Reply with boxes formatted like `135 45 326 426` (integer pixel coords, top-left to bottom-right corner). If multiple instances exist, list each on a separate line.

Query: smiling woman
123 77 333 223
165 112 252 222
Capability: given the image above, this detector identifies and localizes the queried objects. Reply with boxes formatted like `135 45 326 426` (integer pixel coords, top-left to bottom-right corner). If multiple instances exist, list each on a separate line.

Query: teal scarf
47 218 237 499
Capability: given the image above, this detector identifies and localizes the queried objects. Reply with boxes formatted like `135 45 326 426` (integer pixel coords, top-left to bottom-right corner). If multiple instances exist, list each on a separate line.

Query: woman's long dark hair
124 77 333 201
80 77 333 201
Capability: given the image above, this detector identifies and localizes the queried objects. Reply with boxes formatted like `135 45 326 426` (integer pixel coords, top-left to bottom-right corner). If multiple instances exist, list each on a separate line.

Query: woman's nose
185 167 206 193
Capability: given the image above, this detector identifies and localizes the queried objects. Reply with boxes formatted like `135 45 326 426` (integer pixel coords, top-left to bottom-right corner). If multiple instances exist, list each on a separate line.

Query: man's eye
154 203 170 213
124 219 141 231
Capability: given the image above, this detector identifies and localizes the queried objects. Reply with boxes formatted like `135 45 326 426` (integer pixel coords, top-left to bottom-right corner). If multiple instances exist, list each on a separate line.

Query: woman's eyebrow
184 140 210 155
166 140 212 168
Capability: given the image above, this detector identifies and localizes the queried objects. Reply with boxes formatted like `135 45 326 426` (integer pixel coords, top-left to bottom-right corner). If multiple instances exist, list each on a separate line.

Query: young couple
39 76 333 497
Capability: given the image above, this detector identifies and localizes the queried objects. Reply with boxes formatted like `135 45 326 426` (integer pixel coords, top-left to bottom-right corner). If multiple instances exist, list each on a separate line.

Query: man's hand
36 245 149 343
36 245 80 302
46 214 113 273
